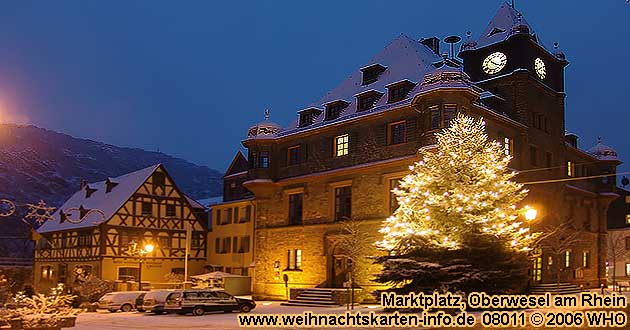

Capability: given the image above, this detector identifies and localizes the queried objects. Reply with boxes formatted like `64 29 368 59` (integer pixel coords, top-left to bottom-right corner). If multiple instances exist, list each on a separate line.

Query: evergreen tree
375 113 537 295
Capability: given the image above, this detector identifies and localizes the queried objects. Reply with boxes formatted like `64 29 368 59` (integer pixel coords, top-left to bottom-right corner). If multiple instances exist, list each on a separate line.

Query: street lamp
128 241 155 291
523 205 538 221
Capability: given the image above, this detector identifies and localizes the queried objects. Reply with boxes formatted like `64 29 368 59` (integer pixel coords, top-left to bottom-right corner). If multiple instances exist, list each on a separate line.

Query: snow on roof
196 196 224 207
282 34 442 133
37 164 160 233
466 2 546 51
185 195 207 209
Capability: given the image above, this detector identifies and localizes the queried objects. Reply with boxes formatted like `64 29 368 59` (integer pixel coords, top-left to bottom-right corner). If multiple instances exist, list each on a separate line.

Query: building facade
34 164 208 291
234 3 622 300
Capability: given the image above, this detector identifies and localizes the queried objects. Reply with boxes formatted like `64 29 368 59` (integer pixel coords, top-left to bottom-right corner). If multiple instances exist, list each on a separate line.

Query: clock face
534 57 546 79
482 52 507 75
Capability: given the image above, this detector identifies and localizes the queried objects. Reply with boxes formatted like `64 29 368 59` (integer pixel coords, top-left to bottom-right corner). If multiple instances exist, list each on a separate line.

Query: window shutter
215 238 220 254
349 132 359 154
233 236 238 253
226 237 232 253
280 147 288 167
323 138 332 158
234 207 239 223
406 118 417 141
376 124 387 146
216 209 221 225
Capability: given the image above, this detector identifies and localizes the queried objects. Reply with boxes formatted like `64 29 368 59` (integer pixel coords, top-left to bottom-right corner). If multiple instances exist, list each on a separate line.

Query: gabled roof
224 151 248 177
38 164 160 233
465 2 546 51
282 34 442 133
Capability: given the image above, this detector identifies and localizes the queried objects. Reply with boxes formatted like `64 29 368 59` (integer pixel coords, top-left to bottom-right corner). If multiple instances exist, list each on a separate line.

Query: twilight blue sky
0 1 628 173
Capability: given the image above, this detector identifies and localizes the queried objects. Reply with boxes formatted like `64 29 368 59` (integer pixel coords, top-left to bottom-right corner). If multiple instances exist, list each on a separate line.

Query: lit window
626 214 630 224
547 256 553 265
503 137 513 156
567 161 574 177
582 251 590 268
565 250 571 268
626 263 630 277
287 249 302 270
625 196 630 204
335 134 349 157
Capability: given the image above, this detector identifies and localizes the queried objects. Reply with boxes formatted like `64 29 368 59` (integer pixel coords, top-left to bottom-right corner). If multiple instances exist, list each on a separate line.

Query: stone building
226 3 621 300
34 164 208 292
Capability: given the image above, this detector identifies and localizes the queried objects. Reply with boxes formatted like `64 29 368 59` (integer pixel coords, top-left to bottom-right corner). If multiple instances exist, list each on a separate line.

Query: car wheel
240 305 252 313
121 304 133 313
192 306 205 316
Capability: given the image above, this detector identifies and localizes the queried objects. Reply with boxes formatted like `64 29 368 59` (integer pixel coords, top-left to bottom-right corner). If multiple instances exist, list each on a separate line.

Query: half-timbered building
34 164 207 291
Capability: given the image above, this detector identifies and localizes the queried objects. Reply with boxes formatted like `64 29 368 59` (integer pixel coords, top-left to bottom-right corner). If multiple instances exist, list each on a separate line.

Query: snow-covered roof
197 196 224 207
279 34 442 135
462 2 546 52
37 164 161 233
587 137 620 162
185 195 207 209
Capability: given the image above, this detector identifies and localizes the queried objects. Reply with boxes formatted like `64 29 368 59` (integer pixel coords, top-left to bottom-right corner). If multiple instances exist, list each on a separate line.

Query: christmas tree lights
377 113 538 254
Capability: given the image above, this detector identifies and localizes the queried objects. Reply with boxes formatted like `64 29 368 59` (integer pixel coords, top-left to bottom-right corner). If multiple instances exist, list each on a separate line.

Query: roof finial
598 136 602 144
466 31 472 39
264 108 270 121
554 42 559 49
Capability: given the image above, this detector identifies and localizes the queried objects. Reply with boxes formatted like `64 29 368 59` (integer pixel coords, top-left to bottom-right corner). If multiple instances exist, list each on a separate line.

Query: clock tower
459 2 568 133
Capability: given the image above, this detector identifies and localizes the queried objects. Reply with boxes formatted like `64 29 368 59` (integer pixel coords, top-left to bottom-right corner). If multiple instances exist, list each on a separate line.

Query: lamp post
128 241 154 291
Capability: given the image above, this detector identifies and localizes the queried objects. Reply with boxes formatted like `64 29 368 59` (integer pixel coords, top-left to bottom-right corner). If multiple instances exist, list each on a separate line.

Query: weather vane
264 108 270 121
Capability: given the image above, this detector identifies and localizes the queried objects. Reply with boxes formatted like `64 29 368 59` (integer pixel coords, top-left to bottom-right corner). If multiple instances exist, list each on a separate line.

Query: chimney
80 179 87 190
565 133 578 148
420 37 440 55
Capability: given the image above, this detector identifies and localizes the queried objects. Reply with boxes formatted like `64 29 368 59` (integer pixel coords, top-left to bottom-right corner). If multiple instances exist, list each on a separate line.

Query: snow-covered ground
74 302 377 330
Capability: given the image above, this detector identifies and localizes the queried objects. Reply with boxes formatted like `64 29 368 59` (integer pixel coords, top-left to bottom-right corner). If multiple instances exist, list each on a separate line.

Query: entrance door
331 255 349 288
531 257 542 284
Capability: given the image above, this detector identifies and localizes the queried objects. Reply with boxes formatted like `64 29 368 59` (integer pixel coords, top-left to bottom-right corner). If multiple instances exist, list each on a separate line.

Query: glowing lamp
143 243 154 253
524 207 537 221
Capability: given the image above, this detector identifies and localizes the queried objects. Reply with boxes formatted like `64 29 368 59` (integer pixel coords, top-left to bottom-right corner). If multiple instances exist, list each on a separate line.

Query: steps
281 288 340 308
530 283 582 295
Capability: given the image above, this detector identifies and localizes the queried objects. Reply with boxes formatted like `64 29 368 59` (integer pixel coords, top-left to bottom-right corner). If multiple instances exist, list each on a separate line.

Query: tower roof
587 137 620 162
463 2 545 51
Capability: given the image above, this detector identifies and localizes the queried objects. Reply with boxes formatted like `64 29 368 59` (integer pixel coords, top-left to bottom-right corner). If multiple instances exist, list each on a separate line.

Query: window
626 196 630 204
259 151 269 168
220 208 232 225
159 236 171 249
299 110 320 127
287 249 302 270
357 92 382 112
288 193 303 225
567 161 574 177
288 146 301 165
118 267 139 281
335 134 349 157
119 231 130 246
530 146 537 166
443 105 456 127
153 172 165 187
239 236 250 253
546 152 553 170
192 233 203 248
325 101 348 121
503 137 513 156
582 251 590 268
361 64 386 85
334 186 352 221
626 264 630 277
215 209 221 225
77 232 91 247
141 202 152 216
215 238 220 254
387 81 414 103
565 250 571 268
249 151 258 169
388 121 406 145
221 237 232 254
166 204 176 217
548 256 553 266
242 205 252 223
430 106 440 129
41 266 54 281
626 214 630 225
389 178 401 215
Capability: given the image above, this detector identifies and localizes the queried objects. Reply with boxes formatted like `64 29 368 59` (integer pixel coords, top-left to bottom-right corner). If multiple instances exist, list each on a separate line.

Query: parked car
135 293 147 312
164 289 255 316
97 291 145 312
142 290 178 314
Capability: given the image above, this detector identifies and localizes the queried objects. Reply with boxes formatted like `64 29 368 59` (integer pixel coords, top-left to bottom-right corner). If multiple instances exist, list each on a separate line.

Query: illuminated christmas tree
375 113 538 295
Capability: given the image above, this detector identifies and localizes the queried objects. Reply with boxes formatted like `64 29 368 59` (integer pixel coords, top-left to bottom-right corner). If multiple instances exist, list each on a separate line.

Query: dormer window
387 80 416 103
356 90 383 112
298 108 322 127
105 178 118 193
325 101 349 121
361 63 386 85
85 185 97 198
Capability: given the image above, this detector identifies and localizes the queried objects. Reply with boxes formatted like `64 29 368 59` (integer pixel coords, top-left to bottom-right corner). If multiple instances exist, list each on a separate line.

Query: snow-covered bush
1 283 81 328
